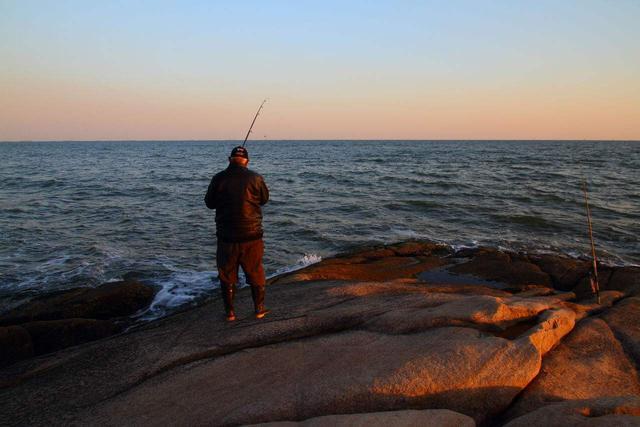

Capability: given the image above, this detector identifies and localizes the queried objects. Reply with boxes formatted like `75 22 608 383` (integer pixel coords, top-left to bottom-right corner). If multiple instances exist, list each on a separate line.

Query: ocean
1 140 638 320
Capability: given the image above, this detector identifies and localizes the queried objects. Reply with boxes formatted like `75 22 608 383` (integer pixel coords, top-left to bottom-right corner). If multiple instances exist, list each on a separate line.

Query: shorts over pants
216 239 266 287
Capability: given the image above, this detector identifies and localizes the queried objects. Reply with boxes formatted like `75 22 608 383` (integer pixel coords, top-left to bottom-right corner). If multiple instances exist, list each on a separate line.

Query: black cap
230 146 249 159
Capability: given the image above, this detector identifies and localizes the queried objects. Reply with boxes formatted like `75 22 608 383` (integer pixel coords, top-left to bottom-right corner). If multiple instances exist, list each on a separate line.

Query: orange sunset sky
1 1 639 141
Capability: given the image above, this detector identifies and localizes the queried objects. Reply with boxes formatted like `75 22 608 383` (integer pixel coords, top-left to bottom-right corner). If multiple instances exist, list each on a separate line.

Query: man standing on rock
204 146 270 321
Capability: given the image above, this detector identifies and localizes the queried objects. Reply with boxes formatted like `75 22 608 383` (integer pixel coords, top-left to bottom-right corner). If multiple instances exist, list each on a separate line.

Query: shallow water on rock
418 267 508 289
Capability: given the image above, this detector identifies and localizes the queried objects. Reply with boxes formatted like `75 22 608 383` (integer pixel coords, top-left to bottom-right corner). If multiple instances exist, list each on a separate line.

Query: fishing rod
242 99 267 147
582 179 601 304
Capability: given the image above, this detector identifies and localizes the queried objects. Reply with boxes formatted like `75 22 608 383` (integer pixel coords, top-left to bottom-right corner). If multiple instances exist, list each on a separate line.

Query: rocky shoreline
1 240 639 426
0 280 156 367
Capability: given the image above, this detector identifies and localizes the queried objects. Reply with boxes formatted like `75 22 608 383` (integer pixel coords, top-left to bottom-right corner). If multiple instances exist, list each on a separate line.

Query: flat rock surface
0 243 638 426
79 328 538 425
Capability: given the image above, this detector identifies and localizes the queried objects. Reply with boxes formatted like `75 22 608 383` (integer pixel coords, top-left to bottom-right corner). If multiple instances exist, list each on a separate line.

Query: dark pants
216 239 266 286
216 239 266 314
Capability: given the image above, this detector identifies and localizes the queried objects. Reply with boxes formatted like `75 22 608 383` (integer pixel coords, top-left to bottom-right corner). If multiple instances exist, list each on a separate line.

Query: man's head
229 146 249 166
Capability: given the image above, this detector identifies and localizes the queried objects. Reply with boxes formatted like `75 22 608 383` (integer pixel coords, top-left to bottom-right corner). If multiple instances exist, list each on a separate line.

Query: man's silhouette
205 146 269 321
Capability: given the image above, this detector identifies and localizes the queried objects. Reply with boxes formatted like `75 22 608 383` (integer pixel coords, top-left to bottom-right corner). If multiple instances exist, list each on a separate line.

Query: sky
1 0 639 141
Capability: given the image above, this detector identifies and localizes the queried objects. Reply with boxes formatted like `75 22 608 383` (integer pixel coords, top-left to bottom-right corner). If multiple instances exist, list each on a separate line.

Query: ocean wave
404 199 444 208
136 253 322 322
137 269 217 321
270 253 322 278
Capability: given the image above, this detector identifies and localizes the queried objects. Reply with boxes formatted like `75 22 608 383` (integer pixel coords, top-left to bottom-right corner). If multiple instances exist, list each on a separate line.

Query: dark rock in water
387 241 452 257
0 280 152 367
528 254 590 291
449 247 552 289
0 326 33 368
22 319 121 356
0 280 156 326
340 241 452 260
452 246 485 258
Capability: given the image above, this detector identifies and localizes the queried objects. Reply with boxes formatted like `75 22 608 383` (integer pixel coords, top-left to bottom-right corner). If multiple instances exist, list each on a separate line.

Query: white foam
135 254 322 321
392 228 421 238
42 254 73 266
269 253 322 278
137 253 323 322
450 240 480 252
136 269 217 321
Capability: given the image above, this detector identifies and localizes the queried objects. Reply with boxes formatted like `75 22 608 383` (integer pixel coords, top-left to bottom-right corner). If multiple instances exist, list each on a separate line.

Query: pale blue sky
1 0 639 140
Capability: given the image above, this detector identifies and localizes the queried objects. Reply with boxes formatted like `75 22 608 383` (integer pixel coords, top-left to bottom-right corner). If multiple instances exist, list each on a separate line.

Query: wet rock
22 319 121 356
0 280 156 326
505 318 640 420
504 396 640 427
387 241 452 257
449 249 552 289
248 409 475 427
453 246 485 258
0 326 33 368
355 247 397 259
528 254 590 291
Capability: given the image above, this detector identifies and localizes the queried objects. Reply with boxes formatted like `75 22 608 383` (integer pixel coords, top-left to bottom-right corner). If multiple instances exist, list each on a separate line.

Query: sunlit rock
505 318 640 420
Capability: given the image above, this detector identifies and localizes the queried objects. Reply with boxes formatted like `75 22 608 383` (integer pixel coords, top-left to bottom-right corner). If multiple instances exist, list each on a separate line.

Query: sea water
1 140 638 320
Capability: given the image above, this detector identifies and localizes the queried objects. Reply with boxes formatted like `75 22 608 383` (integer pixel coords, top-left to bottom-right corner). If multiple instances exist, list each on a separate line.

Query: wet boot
251 285 270 319
221 282 236 321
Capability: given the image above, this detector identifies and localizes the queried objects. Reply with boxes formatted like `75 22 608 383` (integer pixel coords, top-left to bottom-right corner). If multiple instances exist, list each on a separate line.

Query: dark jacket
204 163 269 242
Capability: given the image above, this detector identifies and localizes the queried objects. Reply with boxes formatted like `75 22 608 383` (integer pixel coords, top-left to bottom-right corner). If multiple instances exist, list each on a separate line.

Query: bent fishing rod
242 99 267 147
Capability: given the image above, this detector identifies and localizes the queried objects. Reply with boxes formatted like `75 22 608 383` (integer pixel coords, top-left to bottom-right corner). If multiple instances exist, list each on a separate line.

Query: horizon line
2 138 639 143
